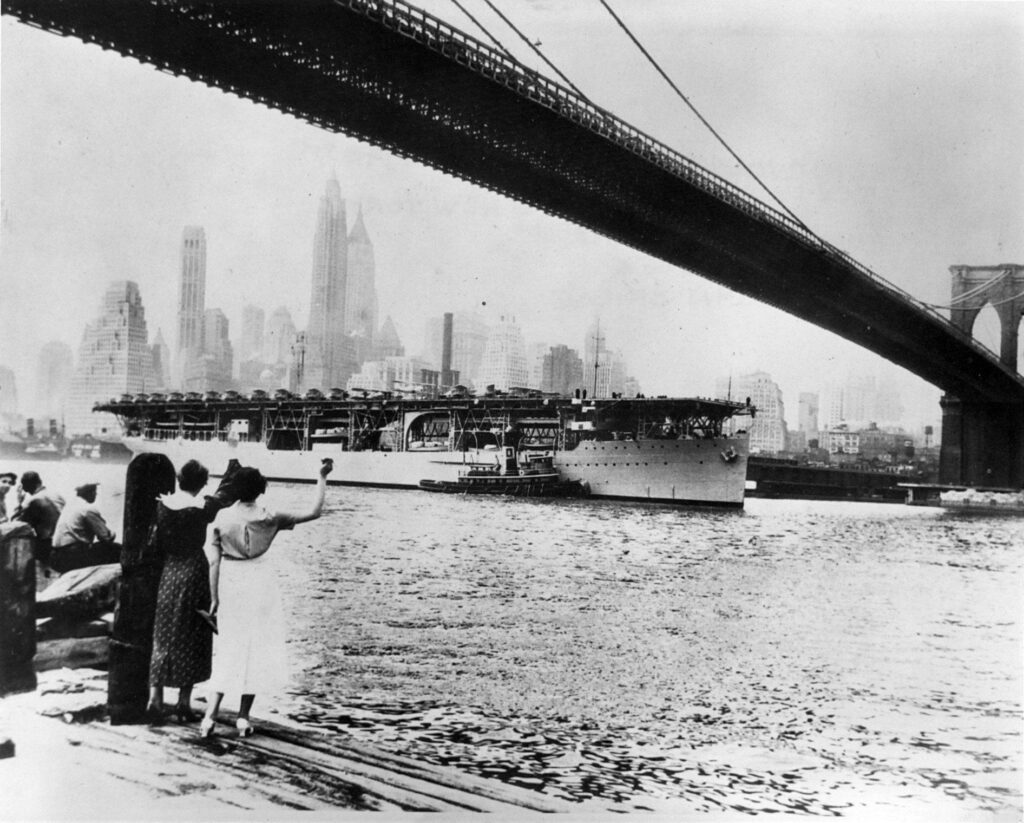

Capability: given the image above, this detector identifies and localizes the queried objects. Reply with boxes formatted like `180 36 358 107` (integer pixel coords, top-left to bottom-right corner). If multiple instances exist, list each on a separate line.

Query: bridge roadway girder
4 0 1023 405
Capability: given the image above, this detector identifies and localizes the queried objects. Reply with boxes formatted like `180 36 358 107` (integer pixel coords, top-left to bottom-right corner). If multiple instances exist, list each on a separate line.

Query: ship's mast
592 319 603 399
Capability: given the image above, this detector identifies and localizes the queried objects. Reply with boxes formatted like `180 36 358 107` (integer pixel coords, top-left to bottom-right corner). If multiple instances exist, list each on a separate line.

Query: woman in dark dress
147 460 219 722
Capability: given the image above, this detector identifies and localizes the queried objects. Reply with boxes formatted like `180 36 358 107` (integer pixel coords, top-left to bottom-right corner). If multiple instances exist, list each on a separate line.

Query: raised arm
204 524 223 615
286 460 333 525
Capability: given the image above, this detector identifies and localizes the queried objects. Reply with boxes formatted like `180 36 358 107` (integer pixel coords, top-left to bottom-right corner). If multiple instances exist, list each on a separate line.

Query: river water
9 458 1022 817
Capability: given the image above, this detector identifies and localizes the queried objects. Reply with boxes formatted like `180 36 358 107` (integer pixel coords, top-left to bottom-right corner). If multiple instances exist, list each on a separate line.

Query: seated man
13 471 65 567
51 482 121 573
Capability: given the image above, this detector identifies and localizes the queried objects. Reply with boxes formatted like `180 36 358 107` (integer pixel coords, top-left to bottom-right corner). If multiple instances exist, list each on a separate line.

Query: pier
2 668 577 815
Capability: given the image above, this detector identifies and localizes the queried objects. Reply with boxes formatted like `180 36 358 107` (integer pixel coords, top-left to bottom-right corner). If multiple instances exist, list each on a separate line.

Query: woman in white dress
199 459 333 738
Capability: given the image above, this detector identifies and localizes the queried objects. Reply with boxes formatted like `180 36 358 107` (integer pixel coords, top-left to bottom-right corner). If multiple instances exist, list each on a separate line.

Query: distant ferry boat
94 391 753 507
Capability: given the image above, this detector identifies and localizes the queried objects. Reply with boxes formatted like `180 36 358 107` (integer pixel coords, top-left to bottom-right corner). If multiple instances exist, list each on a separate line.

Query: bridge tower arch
949 264 1024 371
941 264 1024 489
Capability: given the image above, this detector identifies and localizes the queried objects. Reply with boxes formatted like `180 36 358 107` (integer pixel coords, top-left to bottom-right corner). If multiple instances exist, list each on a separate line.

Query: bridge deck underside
5 0 1023 403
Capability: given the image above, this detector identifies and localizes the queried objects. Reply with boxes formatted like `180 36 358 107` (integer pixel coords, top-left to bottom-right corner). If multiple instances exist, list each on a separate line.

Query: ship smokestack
441 312 453 388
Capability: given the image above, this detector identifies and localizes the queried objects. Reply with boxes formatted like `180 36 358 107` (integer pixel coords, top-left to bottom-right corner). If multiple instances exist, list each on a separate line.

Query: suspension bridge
3 0 1021 486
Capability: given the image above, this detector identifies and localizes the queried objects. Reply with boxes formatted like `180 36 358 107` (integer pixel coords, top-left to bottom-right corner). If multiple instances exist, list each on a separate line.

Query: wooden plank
167 710 574 812
266 728 574 811
89 716 393 812
231 717 575 812
239 736 480 812
34 636 108 672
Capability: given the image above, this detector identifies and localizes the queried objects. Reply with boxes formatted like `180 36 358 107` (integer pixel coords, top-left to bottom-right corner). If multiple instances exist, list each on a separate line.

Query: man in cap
0 471 17 522
51 481 121 573
12 471 66 567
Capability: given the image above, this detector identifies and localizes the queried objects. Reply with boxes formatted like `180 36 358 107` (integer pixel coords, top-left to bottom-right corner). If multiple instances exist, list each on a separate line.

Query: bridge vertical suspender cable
597 0 814 237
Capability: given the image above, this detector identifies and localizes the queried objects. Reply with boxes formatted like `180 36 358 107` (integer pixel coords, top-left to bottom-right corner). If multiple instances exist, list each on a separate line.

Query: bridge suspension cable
597 0 814 237
474 0 592 102
927 286 1024 312
928 267 1014 308
447 0 513 61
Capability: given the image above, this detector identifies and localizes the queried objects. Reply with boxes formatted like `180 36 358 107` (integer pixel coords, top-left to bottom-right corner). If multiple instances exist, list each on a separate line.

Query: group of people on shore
1 457 333 739
144 457 334 737
0 470 120 576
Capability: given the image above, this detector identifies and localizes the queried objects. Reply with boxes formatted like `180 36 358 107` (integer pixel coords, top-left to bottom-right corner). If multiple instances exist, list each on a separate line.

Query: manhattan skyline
2 3 1021 430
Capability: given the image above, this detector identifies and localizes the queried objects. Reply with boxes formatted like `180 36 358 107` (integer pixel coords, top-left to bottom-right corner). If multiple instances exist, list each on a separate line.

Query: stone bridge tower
948 264 1024 370
941 264 1024 488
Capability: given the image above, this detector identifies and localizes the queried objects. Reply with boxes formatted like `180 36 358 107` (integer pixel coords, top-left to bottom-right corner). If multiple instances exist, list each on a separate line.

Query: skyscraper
424 311 488 388
264 306 297 367
798 392 819 439
826 375 905 428
376 315 404 359
345 206 378 369
67 281 151 435
527 342 548 390
176 226 206 386
150 329 171 391
541 344 584 395
0 366 18 418
718 371 787 454
34 340 74 421
477 316 528 391
239 305 265 363
196 309 233 391
305 176 349 389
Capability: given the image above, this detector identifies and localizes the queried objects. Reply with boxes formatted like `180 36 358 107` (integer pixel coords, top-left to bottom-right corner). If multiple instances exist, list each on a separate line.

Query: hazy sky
2 1 1022 428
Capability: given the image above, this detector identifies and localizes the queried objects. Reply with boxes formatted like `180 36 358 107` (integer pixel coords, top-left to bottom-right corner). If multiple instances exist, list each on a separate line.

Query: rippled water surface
13 461 1023 816
272 487 1022 817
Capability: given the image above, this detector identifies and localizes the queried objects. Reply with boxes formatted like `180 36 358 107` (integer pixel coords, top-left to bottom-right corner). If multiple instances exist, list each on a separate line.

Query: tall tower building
67 281 151 435
376 316 404 358
541 344 584 396
345 206 378 370
718 371 787 454
798 392 819 439
150 329 171 391
305 176 349 389
240 304 265 363
0 366 18 418
34 340 74 421
477 316 528 391
176 226 206 386
424 312 489 388
527 342 548 390
183 308 233 392
264 306 297 367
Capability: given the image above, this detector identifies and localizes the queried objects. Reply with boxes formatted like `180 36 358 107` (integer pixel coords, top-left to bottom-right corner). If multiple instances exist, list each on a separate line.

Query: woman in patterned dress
199 459 333 738
147 460 220 723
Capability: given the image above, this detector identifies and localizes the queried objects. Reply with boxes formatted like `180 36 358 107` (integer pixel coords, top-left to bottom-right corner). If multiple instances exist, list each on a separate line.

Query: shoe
145 706 166 726
173 705 199 724
199 717 216 739
235 718 254 738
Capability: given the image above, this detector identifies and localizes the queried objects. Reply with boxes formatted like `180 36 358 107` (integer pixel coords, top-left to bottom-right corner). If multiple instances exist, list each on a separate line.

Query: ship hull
121 435 748 507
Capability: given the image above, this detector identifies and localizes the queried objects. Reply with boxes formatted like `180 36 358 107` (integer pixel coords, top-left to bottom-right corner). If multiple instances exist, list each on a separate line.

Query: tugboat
419 447 588 497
